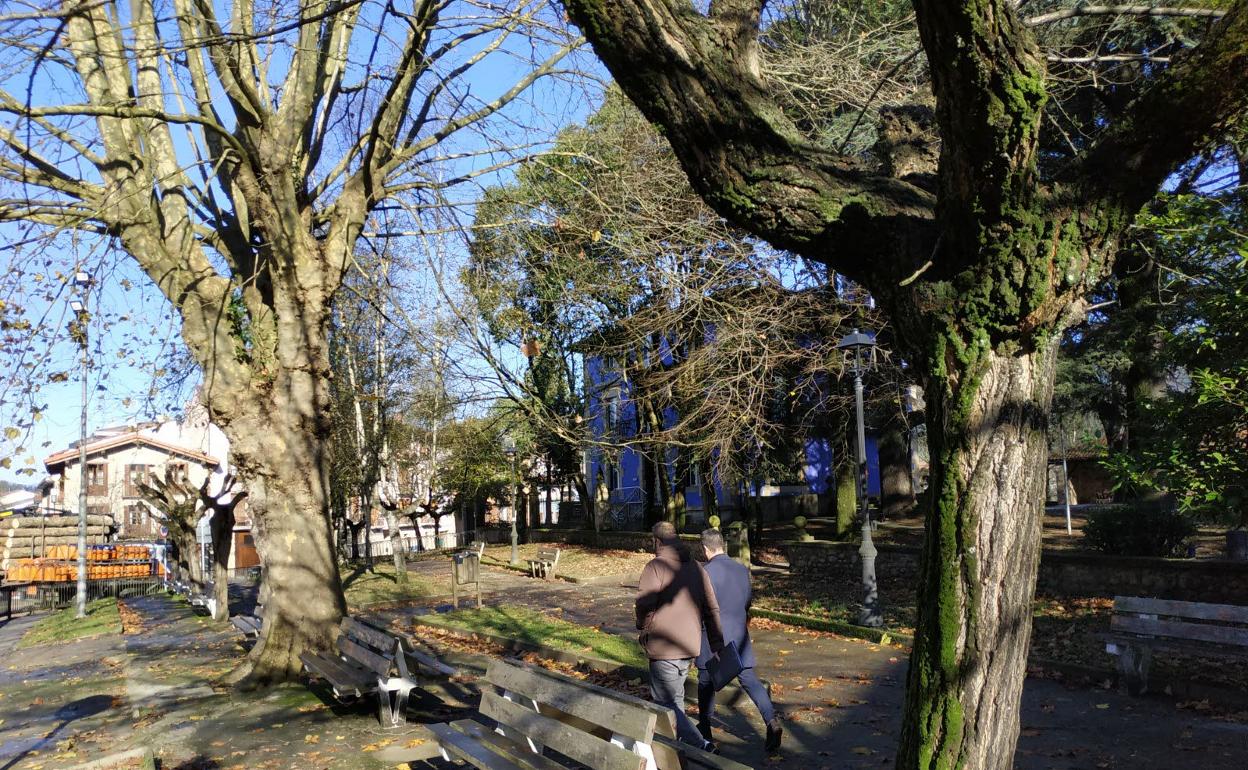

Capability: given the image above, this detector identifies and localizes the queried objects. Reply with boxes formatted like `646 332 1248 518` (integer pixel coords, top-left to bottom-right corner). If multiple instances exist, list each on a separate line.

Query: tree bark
210 505 235 622
898 339 1057 769
835 452 857 540
879 425 917 519
220 383 347 687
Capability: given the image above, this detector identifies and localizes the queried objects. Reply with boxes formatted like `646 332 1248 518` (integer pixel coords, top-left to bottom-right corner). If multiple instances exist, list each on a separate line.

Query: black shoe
697 722 713 743
703 739 720 755
764 718 783 752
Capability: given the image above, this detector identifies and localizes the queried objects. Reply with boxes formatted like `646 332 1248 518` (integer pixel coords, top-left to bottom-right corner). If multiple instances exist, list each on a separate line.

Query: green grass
19 597 122 648
341 562 450 608
430 604 649 669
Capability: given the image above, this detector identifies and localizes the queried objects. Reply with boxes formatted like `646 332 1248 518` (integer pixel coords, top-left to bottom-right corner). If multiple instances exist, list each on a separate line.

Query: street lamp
837 328 883 627
71 271 91 620
502 435 519 565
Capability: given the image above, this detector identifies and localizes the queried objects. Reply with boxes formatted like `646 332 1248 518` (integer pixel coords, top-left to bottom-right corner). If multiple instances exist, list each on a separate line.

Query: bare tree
0 0 578 685
201 473 246 622
139 470 201 589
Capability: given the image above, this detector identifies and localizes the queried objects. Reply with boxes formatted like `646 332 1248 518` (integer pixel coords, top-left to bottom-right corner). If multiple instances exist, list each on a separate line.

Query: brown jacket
635 541 725 660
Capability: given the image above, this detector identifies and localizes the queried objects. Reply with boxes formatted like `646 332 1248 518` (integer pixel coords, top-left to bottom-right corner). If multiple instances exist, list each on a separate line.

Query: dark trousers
648 658 706 746
697 665 775 729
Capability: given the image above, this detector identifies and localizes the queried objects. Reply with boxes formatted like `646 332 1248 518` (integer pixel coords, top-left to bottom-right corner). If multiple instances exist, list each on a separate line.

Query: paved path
396 557 1248 770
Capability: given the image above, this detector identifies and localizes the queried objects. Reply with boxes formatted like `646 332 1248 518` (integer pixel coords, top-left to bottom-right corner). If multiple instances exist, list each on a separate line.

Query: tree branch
560 0 935 285
1071 1 1248 209
1026 5 1227 27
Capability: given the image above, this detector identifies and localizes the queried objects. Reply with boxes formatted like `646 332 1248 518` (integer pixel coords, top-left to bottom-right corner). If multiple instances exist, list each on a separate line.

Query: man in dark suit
696 528 782 752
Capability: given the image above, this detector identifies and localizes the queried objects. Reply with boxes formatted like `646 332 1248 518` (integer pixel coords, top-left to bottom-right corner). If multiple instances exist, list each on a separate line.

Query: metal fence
2 576 162 616
350 529 480 563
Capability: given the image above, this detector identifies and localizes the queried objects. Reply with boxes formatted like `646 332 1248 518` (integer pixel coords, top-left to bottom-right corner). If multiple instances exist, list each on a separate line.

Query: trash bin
1227 530 1248 561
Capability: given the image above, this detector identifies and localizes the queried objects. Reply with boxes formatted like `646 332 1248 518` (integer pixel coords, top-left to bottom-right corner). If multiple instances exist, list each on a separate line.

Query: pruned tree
558 0 1248 766
0 0 579 685
200 473 247 622
138 469 201 589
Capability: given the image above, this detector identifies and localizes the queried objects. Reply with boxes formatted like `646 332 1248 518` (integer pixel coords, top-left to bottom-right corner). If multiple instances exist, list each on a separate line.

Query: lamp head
70 299 84 313
73 271 90 287
835 329 876 352
502 435 516 457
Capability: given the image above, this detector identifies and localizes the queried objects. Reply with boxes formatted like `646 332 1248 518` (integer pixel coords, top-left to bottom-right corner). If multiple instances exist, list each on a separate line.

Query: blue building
582 352 881 531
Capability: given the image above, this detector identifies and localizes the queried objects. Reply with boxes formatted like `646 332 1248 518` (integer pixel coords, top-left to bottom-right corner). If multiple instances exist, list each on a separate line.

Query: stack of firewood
1 514 115 569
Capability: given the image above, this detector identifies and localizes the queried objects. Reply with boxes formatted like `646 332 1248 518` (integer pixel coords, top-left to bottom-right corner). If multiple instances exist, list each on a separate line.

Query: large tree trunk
210 506 235 622
879 425 917 519
897 339 1058 768
218 375 347 687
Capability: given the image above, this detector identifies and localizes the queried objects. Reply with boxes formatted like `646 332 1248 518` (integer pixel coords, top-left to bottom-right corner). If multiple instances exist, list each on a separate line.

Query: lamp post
70 271 90 620
503 435 519 565
837 328 883 628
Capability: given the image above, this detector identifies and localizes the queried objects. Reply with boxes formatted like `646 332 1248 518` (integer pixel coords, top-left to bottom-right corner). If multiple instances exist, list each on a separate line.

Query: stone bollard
726 521 750 566
793 515 814 542
708 514 721 530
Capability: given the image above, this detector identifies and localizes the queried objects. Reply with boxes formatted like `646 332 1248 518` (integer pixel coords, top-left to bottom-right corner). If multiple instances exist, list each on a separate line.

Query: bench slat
504 658 677 732
1114 596 1248 625
479 690 645 770
1111 614 1248 647
338 635 392 677
407 647 457 677
450 719 568 770
300 651 374 695
427 722 531 770
341 617 399 652
486 659 657 743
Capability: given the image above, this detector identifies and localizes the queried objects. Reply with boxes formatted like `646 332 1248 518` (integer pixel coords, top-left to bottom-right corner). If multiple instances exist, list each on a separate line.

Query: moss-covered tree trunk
835 452 857 540
897 335 1057 767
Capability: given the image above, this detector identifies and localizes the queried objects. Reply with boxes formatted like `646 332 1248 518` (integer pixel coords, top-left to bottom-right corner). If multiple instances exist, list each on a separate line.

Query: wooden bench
1103 596 1248 695
230 605 264 639
527 547 561 580
300 616 456 726
429 658 751 770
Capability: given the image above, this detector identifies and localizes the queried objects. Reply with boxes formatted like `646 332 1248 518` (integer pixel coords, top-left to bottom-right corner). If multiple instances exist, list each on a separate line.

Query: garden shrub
1082 504 1195 557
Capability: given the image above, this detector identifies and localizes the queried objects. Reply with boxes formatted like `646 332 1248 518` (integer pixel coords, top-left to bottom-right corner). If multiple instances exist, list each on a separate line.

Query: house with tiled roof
42 399 231 540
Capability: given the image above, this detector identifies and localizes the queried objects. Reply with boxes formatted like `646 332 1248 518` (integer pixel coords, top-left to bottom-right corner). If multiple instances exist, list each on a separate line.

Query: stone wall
783 540 1248 604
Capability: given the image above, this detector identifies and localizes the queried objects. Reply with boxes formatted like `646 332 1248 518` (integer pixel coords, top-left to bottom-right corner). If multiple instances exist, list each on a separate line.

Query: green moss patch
19 598 122 648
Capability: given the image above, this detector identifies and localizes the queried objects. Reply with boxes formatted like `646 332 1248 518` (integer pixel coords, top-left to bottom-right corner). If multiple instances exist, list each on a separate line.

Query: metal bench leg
378 677 419 727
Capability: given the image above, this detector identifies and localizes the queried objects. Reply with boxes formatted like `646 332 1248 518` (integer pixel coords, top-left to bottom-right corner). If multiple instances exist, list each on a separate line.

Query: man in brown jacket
636 521 725 751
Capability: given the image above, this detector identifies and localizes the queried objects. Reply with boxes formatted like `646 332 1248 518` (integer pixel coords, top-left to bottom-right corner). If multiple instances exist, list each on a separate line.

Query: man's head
652 520 677 552
701 528 725 560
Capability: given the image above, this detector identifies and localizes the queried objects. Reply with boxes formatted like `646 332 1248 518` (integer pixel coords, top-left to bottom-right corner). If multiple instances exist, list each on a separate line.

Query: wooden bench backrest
482 659 648 770
1112 596 1248 648
338 617 399 677
491 659 682 770
535 548 560 562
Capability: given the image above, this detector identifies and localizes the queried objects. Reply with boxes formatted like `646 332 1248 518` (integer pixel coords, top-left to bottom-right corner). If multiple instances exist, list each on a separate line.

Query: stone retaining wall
783 539 1248 603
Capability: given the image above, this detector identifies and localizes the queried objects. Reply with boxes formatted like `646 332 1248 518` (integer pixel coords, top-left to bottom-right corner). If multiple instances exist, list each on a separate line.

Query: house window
605 459 621 491
126 503 145 527
604 397 619 435
124 464 151 498
86 463 108 496
689 460 702 489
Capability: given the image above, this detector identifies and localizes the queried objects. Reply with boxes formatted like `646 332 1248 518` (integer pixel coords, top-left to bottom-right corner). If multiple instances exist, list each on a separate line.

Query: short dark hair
652 521 677 541
701 528 725 552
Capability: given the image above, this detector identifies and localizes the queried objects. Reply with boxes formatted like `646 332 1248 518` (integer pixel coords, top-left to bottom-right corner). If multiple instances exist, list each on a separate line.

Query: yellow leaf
304 734 319 744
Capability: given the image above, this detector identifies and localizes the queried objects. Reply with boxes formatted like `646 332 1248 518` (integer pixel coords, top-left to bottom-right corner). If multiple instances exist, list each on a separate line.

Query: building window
86 463 108 496
126 504 145 527
604 397 619 435
605 459 621 491
124 464 151 498
689 460 702 489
